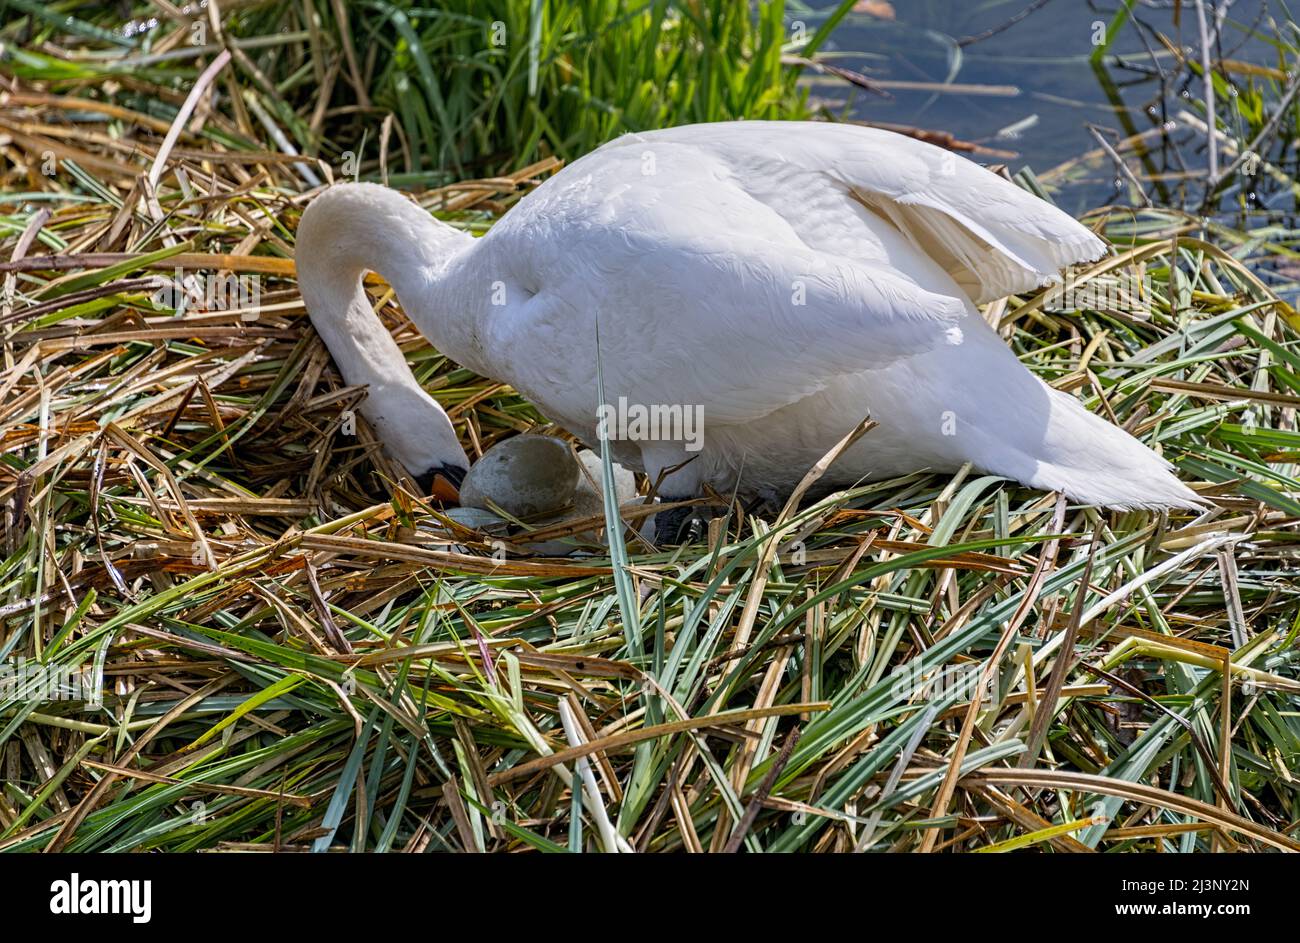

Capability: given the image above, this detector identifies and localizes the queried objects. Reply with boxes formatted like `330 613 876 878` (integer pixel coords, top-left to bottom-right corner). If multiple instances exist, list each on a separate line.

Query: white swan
296 120 1201 519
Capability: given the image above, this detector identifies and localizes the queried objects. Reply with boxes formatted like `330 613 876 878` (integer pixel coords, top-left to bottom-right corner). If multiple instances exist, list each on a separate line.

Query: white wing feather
604 121 1108 303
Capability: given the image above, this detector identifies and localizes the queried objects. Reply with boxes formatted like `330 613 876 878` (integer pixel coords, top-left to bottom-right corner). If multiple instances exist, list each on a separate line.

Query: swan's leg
641 442 709 545
652 494 772 545
653 503 709 545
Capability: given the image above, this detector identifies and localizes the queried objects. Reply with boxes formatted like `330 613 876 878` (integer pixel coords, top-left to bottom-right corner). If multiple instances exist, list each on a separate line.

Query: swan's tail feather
1027 459 1204 511
1015 388 1203 510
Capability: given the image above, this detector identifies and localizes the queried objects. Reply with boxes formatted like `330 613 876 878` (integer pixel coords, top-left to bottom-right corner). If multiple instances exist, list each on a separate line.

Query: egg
459 434 580 519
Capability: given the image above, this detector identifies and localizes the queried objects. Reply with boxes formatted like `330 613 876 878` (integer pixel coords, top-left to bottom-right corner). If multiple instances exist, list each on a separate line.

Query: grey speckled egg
460 434 580 518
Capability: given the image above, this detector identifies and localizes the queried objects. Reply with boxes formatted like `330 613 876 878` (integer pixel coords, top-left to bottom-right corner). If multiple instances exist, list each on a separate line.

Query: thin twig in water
1087 124 1154 207
957 0 1053 47
1207 71 1300 202
1194 0 1218 182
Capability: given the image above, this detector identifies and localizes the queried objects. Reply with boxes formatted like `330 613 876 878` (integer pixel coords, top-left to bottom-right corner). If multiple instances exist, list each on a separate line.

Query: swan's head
390 403 473 504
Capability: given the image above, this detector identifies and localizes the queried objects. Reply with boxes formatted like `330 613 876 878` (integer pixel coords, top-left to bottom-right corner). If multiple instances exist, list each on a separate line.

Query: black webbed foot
653 503 712 545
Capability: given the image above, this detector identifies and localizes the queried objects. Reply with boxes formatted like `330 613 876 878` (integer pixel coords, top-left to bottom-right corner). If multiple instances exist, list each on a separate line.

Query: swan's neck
295 183 476 475
298 184 476 352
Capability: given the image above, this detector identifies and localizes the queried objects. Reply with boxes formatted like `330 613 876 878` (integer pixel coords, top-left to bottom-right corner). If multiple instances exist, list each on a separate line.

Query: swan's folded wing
491 185 968 425
612 122 1108 304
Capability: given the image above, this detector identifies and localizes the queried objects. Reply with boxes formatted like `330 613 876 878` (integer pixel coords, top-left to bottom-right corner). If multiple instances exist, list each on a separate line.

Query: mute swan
296 121 1201 528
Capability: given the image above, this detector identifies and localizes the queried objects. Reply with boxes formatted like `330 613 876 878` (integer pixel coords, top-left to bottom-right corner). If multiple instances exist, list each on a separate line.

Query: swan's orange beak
415 463 467 504
428 473 461 504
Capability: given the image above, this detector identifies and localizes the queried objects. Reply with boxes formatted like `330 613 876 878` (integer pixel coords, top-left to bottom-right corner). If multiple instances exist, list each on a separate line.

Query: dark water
809 0 1288 215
